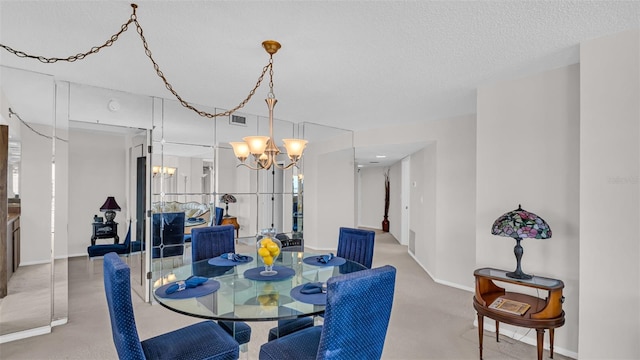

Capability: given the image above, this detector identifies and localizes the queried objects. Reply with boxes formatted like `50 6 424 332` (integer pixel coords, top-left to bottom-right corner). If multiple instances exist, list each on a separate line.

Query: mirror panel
53 81 69 327
0 66 55 337
128 134 149 297
66 83 154 301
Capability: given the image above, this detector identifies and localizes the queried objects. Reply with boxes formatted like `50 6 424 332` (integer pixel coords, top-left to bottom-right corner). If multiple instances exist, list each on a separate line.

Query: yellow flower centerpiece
257 228 282 276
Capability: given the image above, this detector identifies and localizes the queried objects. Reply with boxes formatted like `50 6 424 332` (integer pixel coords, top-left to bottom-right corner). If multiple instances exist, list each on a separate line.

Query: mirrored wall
0 66 65 341
0 65 354 343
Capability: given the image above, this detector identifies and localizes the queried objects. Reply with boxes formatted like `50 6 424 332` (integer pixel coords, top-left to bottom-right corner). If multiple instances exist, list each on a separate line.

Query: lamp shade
100 196 121 212
220 194 237 218
491 204 551 280
491 204 551 240
221 194 237 204
243 136 269 156
282 139 308 159
230 142 251 160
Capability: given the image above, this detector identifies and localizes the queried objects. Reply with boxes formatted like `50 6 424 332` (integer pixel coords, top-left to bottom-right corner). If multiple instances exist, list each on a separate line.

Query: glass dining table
152 251 366 326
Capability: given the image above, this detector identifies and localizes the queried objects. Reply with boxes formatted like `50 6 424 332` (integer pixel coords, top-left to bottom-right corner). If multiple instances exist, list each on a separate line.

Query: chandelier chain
0 3 272 119
0 20 134 63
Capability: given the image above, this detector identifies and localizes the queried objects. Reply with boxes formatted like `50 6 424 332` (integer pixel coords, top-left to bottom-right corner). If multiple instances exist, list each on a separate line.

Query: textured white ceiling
1 1 639 165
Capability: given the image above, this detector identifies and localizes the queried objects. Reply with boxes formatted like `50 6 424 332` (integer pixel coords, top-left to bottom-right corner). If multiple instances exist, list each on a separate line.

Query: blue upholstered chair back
317 265 396 359
336 227 375 269
103 252 146 359
191 225 236 262
191 225 236 278
215 207 224 226
152 212 185 258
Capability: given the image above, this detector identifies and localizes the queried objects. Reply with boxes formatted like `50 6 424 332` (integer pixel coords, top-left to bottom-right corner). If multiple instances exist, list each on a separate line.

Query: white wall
358 166 386 229
356 113 477 287
388 162 402 240
579 29 640 359
410 145 436 273
476 64 580 355
303 140 355 251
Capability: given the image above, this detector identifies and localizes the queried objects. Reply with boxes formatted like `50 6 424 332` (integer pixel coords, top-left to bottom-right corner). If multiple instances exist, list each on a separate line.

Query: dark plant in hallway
382 169 390 232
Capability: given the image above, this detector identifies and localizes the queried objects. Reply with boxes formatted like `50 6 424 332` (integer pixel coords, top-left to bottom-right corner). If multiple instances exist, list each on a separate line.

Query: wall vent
409 229 416 255
230 114 247 126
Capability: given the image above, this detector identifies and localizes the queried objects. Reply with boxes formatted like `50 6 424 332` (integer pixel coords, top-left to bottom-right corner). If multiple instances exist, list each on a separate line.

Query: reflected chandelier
0 4 308 170
230 41 308 170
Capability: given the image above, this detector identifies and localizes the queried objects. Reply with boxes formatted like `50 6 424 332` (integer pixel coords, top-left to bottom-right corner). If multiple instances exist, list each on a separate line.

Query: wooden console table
473 267 565 360
221 216 239 238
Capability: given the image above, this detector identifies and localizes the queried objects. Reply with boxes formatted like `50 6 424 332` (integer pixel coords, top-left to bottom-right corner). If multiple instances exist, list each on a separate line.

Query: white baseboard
434 277 474 293
0 326 51 344
51 317 68 327
408 250 474 292
16 259 51 266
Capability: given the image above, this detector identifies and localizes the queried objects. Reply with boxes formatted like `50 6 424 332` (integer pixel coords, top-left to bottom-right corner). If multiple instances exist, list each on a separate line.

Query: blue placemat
243 266 295 281
154 279 220 299
185 218 207 227
208 255 254 267
303 255 346 267
290 284 327 305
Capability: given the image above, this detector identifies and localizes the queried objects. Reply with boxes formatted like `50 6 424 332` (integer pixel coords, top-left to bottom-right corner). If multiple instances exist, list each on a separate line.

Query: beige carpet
0 230 572 359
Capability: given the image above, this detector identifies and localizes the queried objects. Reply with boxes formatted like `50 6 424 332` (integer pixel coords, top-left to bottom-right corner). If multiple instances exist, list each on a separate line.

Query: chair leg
87 256 101 275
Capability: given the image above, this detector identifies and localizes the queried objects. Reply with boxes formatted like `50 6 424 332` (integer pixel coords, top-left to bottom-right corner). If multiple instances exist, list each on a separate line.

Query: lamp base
506 270 532 280
104 210 116 223
507 238 532 280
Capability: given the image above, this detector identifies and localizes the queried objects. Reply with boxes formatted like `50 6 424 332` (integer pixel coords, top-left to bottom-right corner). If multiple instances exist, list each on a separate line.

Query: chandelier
152 166 176 177
230 41 308 170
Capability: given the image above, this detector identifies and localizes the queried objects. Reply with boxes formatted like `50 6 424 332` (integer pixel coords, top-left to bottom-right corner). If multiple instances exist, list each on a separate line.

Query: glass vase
257 228 281 276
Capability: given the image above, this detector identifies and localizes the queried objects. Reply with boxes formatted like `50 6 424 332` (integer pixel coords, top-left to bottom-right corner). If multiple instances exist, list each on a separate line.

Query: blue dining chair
336 227 375 269
191 225 237 278
102 252 239 360
259 265 397 360
267 227 376 341
191 225 252 351
214 206 224 226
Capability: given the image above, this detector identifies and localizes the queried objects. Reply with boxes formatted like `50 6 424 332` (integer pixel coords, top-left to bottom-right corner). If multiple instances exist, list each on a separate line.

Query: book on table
488 297 531 316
